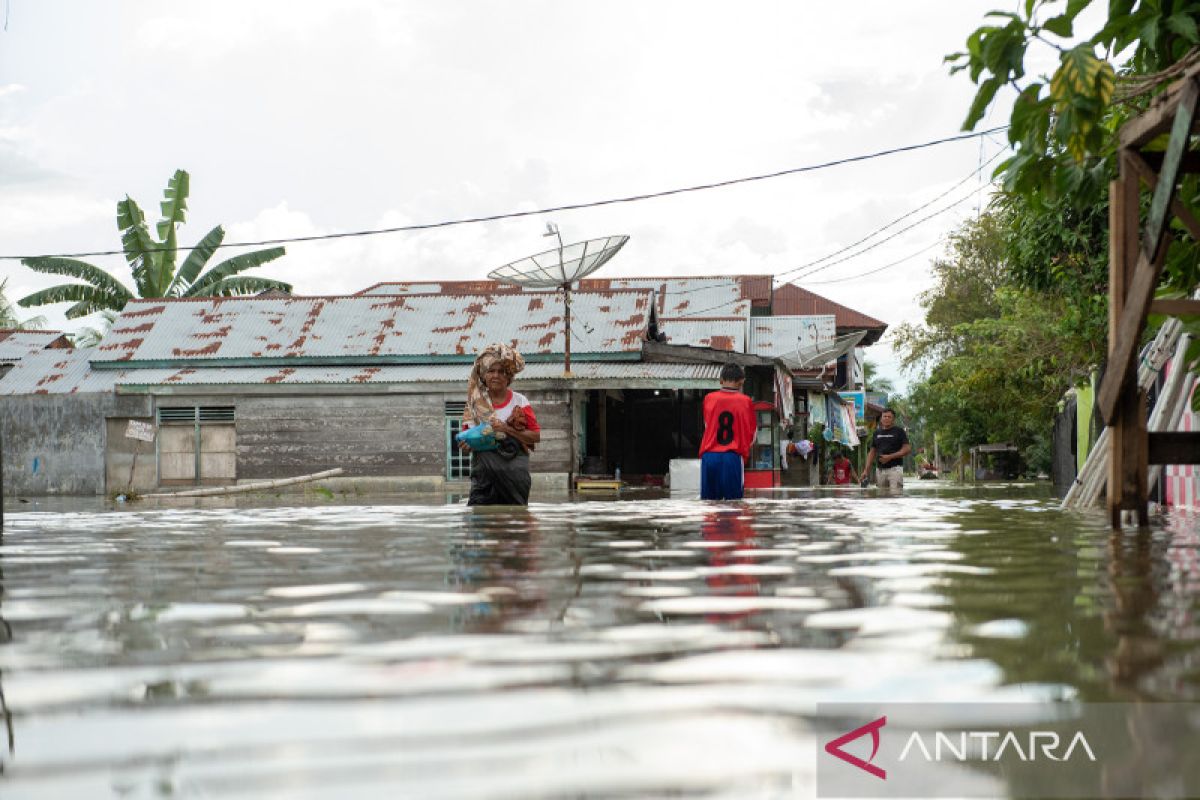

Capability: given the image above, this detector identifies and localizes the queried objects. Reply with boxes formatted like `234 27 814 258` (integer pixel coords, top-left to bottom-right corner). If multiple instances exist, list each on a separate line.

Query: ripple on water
3 489 1198 798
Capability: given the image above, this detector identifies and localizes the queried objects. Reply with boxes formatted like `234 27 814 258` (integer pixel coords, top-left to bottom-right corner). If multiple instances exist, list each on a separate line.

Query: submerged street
1 485 1197 797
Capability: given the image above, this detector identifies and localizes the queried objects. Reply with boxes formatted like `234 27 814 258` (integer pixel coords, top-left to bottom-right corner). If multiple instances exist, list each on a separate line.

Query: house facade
0 277 886 496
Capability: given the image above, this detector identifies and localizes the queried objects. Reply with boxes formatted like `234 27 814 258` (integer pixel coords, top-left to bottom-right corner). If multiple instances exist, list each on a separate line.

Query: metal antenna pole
563 282 573 377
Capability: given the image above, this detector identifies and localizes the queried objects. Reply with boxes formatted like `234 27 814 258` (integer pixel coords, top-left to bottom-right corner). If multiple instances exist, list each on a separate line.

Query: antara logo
824 716 888 780
898 730 1096 762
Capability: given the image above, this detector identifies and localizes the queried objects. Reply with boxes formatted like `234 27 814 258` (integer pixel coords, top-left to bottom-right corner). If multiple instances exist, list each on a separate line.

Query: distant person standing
829 449 859 485
862 408 911 490
699 363 757 500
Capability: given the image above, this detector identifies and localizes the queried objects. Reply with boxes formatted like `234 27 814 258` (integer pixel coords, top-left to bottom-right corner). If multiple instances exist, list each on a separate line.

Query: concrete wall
235 389 573 481
2 393 119 495
2 387 575 496
104 416 159 495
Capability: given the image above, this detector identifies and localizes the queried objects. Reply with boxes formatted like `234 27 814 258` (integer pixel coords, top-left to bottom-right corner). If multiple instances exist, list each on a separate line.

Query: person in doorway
699 362 757 500
460 343 541 505
861 408 911 490
829 448 859 485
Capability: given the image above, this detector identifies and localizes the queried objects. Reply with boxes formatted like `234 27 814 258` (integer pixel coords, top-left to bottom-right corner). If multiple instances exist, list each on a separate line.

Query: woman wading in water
461 344 542 505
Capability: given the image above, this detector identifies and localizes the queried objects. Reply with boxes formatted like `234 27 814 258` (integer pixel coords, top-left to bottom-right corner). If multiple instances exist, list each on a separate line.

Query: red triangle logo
824 715 887 780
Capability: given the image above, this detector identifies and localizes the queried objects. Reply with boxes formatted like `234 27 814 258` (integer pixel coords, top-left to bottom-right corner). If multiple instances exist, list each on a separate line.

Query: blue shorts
700 451 744 500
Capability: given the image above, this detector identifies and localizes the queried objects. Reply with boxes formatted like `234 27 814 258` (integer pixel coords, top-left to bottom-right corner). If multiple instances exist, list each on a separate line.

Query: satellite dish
488 232 629 376
488 234 629 289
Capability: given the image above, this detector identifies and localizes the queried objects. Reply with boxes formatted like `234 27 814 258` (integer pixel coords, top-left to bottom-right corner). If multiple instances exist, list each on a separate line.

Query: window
155 405 236 484
445 401 472 480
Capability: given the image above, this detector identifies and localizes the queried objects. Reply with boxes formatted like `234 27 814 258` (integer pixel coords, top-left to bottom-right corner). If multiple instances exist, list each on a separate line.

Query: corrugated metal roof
0 349 116 395
115 361 723 387
0 329 72 364
1 354 721 394
91 291 652 365
657 317 746 352
582 277 751 318
749 315 837 359
357 276 759 316
356 281 523 296
771 284 887 345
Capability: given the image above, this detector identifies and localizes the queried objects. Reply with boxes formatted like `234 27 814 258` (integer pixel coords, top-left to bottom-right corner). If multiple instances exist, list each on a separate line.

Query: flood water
1 484 1198 798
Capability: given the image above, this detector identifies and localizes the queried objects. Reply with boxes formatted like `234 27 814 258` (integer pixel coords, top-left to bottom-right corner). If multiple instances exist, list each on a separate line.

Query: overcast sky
0 1 1077 391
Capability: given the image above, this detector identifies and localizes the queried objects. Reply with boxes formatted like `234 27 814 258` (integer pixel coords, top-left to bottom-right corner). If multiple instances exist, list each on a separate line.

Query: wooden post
1108 164 1135 526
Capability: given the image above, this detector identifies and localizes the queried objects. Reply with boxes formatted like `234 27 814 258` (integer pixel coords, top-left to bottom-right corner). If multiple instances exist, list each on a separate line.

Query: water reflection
0 489 1195 797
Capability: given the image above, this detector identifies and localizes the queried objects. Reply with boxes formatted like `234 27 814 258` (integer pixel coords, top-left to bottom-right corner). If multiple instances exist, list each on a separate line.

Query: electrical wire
635 144 1008 304
0 127 1007 261
803 238 944 285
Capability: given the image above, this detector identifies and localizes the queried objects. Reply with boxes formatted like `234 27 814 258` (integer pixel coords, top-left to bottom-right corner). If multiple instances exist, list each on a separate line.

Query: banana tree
19 169 291 319
1 278 47 329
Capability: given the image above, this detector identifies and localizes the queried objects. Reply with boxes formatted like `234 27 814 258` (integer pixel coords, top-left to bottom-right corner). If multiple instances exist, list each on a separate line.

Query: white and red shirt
492 390 540 430
465 390 541 432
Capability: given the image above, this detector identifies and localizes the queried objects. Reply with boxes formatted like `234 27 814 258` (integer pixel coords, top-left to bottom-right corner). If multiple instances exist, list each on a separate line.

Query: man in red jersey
699 363 757 500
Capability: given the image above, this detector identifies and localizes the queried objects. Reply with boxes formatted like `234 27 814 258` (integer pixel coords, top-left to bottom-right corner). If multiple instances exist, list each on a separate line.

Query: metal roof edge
92 352 643 370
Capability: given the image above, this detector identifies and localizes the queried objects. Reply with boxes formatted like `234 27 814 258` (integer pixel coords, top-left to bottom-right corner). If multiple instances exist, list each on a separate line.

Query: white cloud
1 0 1015 383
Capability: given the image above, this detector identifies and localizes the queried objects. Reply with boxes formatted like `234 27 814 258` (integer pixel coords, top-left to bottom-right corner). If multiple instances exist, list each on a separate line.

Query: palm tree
18 169 291 319
862 359 896 394
0 278 47 329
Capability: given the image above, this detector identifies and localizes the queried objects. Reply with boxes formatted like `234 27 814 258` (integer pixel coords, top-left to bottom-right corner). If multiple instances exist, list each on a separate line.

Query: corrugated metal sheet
355 275 772 307
657 317 746 352
583 277 751 318
771 283 887 338
749 315 837 359
358 276 758 317
356 281 523 296
1 355 721 394
0 329 71 364
91 291 652 365
0 349 117 395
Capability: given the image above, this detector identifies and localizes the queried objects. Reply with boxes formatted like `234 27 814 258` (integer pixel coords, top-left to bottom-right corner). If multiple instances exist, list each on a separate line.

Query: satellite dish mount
489 227 629 377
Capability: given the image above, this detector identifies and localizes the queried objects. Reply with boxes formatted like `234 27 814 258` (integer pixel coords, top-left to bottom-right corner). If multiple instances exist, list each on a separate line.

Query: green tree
18 169 291 319
896 211 1105 474
0 278 47 329
862 359 896 394
949 0 1200 294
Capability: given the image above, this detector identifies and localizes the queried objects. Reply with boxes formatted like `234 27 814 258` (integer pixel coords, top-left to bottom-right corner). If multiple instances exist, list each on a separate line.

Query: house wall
104 417 159 495
235 394 447 480
1 387 575 496
234 389 572 481
2 393 119 495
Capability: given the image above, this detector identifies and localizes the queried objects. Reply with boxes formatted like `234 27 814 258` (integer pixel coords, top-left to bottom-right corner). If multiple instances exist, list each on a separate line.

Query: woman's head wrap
464 343 525 426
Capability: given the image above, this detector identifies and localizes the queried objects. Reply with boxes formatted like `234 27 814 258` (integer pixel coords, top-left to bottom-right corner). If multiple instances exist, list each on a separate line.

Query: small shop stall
744 400 781 489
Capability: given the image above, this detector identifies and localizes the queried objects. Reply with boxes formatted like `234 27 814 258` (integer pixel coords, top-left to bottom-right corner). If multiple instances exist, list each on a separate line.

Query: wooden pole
563 283 573 377
142 468 345 498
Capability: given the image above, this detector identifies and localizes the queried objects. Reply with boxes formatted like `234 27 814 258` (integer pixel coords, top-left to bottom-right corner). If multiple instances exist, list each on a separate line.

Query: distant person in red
699 363 757 500
829 449 859 485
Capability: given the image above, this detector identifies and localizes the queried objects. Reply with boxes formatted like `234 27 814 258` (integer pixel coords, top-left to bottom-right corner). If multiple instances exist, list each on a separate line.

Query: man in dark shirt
862 408 911 490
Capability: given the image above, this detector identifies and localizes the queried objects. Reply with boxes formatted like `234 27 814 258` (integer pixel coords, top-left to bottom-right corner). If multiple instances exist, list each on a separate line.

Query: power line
0 127 1007 261
775 146 1007 284
804 239 944 285
644 144 1008 304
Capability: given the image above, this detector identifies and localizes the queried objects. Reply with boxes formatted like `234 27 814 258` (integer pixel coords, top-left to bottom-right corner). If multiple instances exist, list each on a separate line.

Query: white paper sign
125 420 155 442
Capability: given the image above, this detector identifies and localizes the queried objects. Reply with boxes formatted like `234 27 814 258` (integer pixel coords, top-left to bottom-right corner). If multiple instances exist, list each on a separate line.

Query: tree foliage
1 278 47 330
896 209 1107 473
949 0 1200 295
19 169 292 320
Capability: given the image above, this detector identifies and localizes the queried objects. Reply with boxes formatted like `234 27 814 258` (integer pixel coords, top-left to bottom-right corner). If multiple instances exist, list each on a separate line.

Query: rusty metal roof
90 291 653 366
0 353 721 394
0 329 72 365
581 277 752 317
749 315 837 359
771 284 887 345
657 317 747 352
357 276 760 317
0 349 115 395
